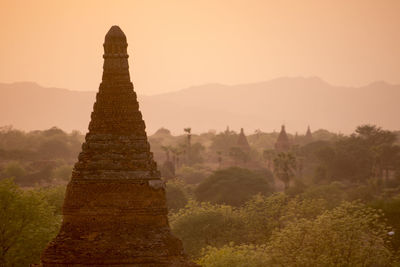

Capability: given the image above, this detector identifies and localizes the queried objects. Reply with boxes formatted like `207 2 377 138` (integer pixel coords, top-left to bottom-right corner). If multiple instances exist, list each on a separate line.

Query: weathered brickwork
41 26 197 267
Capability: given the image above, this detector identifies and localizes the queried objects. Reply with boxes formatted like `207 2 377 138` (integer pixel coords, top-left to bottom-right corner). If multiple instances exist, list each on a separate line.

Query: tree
196 244 270 267
216 151 222 169
241 193 288 243
300 182 348 209
161 145 171 161
266 202 396 266
273 152 296 190
241 193 328 244
0 179 60 266
169 201 246 258
262 149 275 171
184 127 192 165
40 185 66 215
166 181 188 212
160 146 175 179
195 167 273 207
370 195 400 252
210 130 238 155
52 164 73 182
38 136 71 159
229 147 248 165
160 161 175 179
176 165 209 185
1 161 26 181
188 142 205 164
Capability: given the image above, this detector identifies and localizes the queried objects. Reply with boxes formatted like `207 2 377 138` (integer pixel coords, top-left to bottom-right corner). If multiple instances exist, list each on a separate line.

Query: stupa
236 128 251 151
41 26 196 266
304 125 313 143
275 125 291 152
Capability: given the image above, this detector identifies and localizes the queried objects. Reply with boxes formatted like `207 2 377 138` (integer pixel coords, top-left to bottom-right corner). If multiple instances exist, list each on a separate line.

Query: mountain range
1 77 399 135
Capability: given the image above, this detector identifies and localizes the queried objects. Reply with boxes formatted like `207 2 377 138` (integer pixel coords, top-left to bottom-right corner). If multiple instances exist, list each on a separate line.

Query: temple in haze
275 125 291 152
41 26 195 266
236 128 251 152
305 125 313 143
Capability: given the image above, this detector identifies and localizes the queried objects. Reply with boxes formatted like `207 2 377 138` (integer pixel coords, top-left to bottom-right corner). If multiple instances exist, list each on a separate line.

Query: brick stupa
275 125 291 152
236 128 250 152
305 125 313 143
41 26 196 267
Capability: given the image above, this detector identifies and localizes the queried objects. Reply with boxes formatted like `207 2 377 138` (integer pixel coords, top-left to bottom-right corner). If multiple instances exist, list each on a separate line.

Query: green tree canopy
51 164 73 182
267 201 395 266
273 152 296 190
195 167 273 206
166 181 188 212
0 179 60 266
170 201 246 258
0 161 26 181
196 244 270 267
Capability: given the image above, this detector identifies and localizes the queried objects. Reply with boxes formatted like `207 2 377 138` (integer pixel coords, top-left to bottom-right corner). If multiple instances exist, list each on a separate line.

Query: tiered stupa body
41 26 195 267
236 128 251 152
275 125 291 152
304 125 313 143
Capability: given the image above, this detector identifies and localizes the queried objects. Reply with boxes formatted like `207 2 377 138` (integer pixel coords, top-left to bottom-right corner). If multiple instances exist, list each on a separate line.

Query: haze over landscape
1 78 400 134
2 1 400 266
1 0 400 134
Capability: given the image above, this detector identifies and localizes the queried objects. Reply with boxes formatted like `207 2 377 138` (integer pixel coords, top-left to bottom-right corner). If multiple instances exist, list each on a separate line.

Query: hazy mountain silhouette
1 77 399 134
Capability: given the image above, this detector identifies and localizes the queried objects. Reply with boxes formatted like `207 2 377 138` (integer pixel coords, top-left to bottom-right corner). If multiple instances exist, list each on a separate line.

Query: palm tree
184 127 192 164
273 152 296 191
169 147 178 168
161 145 170 162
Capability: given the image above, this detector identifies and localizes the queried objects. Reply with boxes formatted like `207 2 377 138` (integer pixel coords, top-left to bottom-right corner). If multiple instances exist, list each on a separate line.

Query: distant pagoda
305 125 313 143
275 125 291 152
41 26 196 266
237 128 251 151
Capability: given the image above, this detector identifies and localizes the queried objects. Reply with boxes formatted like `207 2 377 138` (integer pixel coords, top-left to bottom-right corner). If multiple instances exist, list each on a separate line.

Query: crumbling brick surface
41 26 198 267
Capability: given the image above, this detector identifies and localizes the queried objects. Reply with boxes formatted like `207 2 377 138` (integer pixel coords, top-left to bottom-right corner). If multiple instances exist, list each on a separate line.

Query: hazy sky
1 0 399 95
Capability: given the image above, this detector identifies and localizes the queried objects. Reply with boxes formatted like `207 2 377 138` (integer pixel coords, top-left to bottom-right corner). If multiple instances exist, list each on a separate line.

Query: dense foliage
195 167 273 206
170 201 245 257
0 127 79 186
0 179 61 266
1 124 400 265
195 201 396 267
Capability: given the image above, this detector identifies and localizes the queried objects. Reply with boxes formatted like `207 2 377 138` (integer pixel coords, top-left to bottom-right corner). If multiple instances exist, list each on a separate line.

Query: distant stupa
237 128 251 151
275 125 291 152
305 125 313 143
41 26 196 266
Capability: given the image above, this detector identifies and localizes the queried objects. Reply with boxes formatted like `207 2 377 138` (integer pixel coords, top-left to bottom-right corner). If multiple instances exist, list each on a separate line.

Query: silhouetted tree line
1 124 400 266
0 126 81 186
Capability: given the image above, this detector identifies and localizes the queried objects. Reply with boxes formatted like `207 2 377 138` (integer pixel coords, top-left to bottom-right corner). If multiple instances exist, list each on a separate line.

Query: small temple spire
275 124 291 152
305 125 313 143
237 128 250 151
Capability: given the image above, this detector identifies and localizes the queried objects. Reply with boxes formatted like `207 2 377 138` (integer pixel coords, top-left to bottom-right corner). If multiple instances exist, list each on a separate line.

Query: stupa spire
275 124 291 152
237 128 250 151
304 125 313 143
102 25 130 82
41 26 196 266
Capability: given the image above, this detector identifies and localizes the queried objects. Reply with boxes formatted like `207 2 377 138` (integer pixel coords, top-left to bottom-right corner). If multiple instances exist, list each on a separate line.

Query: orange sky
0 0 399 95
